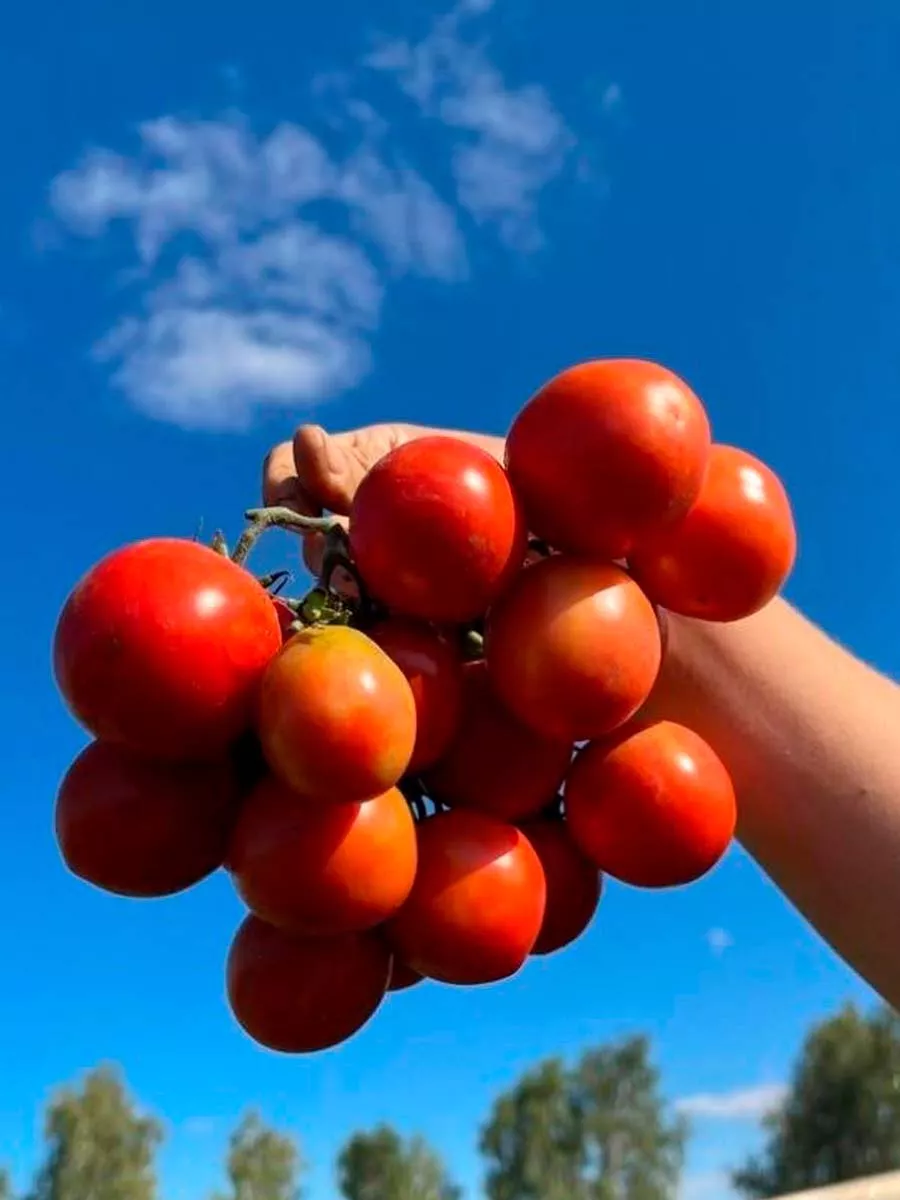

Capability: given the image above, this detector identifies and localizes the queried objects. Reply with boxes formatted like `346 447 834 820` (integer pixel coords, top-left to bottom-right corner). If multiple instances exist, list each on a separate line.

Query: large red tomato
629 444 797 622
257 625 416 804
55 741 241 897
565 720 736 888
53 539 282 761
226 916 390 1053
348 436 526 623
368 618 463 773
506 359 712 560
485 556 662 742
387 958 424 992
521 818 602 955
422 661 572 821
227 777 417 934
385 809 546 985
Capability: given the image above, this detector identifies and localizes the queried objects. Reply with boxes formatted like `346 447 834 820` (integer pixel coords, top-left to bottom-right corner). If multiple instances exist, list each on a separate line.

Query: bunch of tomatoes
52 358 796 1056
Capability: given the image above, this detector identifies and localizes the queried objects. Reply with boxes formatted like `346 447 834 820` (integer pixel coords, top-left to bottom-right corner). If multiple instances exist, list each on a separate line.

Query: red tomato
521 818 602 955
55 741 241 898
349 436 526 623
385 809 546 985
629 444 797 622
422 661 572 821
228 777 417 935
485 556 662 742
227 916 390 1053
506 360 712 560
565 720 736 887
368 619 463 773
257 625 416 804
53 539 282 761
271 597 297 643
388 958 424 992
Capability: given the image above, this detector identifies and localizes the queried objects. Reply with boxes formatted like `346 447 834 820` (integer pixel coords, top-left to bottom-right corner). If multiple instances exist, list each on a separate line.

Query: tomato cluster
52 357 796 1056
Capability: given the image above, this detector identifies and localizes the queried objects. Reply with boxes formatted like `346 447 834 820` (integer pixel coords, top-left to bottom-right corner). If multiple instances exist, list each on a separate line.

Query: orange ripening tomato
565 720 737 888
53 539 282 761
368 618 463 773
257 625 417 804
387 958 424 992
521 818 602 956
227 776 417 935
506 360 712 560
226 916 391 1054
385 809 546 985
55 741 241 898
485 556 662 742
422 660 572 821
349 436 527 624
629 444 797 622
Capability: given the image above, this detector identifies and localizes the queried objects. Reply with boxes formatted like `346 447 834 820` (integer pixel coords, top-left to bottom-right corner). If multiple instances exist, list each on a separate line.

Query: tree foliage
480 1036 686 1200
734 1004 900 1197
27 1064 162 1200
0 1167 13 1200
217 1111 303 1200
337 1125 460 1200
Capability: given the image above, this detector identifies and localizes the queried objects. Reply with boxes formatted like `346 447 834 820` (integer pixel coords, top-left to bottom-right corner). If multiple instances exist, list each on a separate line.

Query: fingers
291 424 359 516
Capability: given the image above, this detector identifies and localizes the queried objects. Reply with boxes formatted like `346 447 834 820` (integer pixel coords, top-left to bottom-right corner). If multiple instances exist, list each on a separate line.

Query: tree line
6 1003 900 1200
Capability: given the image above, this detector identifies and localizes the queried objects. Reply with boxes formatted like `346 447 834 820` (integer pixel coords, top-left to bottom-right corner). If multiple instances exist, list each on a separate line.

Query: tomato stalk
231 506 341 567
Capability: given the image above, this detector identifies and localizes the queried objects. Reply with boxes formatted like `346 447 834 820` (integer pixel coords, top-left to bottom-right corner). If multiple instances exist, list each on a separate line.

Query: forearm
653 599 900 1003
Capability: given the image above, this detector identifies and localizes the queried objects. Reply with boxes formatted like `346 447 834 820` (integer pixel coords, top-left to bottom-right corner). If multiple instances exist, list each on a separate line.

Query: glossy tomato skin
565 720 737 888
228 777 417 935
257 625 416 804
422 661 572 821
368 619 463 773
506 360 712 560
387 958 424 992
55 741 242 898
226 916 390 1054
349 436 527 624
486 556 662 743
521 818 602 955
385 809 546 985
53 539 282 761
629 444 797 622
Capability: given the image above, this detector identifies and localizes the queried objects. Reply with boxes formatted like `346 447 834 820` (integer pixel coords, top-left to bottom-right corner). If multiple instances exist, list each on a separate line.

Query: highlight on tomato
521 817 603 956
423 660 572 822
385 809 547 986
349 436 526 624
485 556 662 743
565 720 737 888
506 359 711 560
227 776 417 935
629 443 797 622
53 539 283 762
55 741 242 898
257 624 417 804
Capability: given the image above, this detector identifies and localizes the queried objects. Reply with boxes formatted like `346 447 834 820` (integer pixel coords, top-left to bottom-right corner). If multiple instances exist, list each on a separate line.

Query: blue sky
2 0 897 1196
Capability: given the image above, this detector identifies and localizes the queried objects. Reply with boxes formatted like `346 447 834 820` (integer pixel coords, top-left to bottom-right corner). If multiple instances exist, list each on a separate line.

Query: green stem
231 506 341 567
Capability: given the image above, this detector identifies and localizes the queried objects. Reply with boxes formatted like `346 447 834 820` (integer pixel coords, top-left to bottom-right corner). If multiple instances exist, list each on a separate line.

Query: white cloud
676 1083 787 1121
706 927 735 956
49 0 587 429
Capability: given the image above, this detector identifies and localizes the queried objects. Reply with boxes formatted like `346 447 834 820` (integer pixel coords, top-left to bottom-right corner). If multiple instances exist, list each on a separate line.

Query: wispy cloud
676 1083 787 1121
48 0 588 429
706 927 735 956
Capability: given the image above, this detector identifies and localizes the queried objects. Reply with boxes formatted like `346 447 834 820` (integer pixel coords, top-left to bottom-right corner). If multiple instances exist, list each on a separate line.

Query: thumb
292 424 358 516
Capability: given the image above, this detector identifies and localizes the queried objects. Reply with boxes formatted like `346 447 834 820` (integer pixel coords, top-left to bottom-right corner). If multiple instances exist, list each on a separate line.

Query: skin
264 422 900 1007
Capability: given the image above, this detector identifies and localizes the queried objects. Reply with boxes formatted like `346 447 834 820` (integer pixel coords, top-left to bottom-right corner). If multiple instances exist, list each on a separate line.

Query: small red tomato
385 809 546 985
388 958 424 992
257 625 416 804
423 661 572 821
349 436 526 623
271 597 297 643
565 720 736 888
521 818 602 955
486 556 661 742
368 619 463 773
629 444 797 622
228 777 417 935
226 916 390 1053
55 741 241 898
53 539 282 761
506 359 712 560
